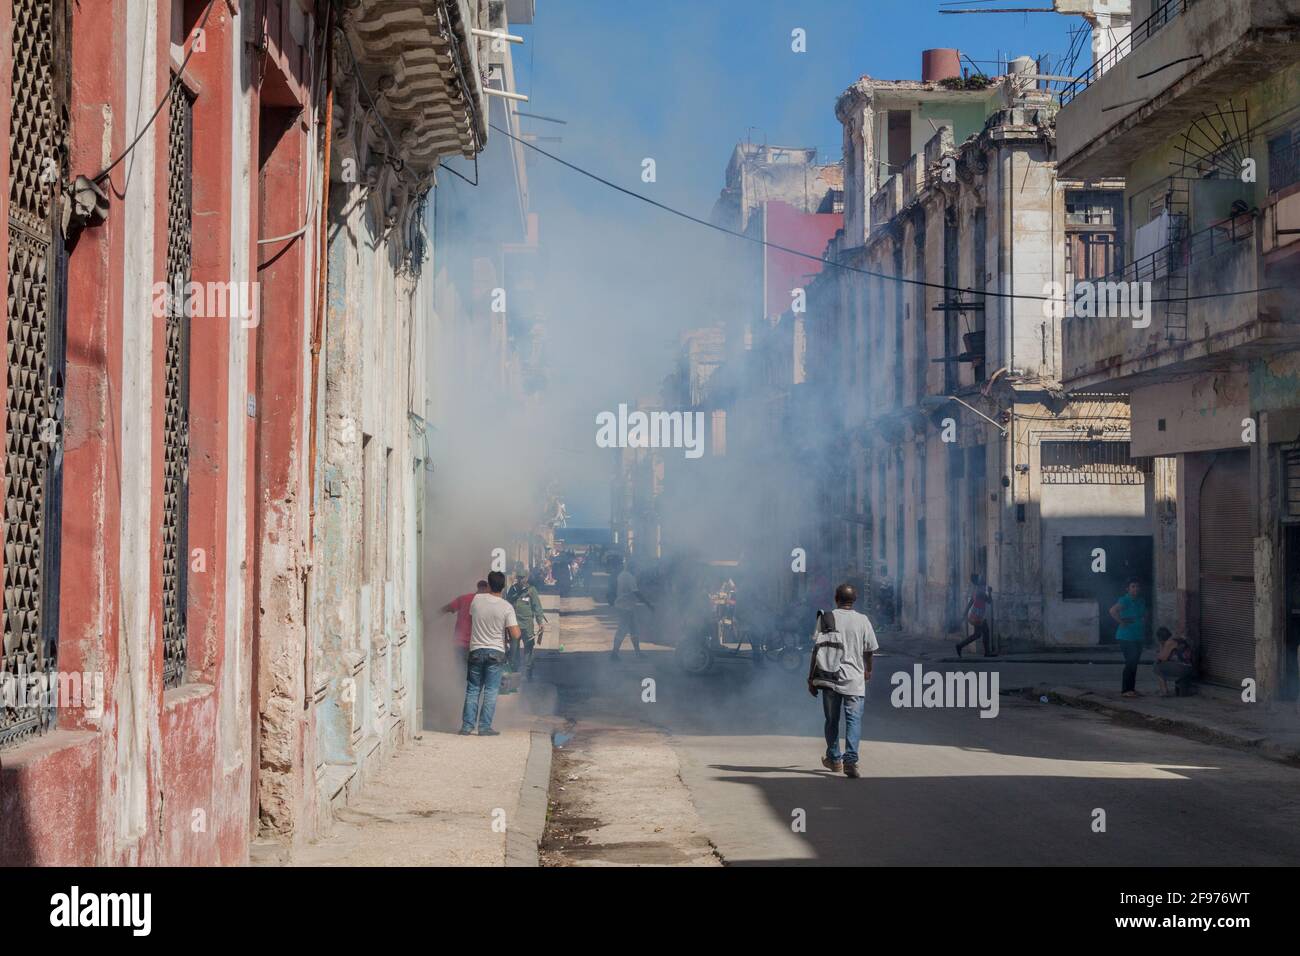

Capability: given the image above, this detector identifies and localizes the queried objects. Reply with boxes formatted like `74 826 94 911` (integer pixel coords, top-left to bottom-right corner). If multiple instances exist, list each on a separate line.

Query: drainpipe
308 10 334 540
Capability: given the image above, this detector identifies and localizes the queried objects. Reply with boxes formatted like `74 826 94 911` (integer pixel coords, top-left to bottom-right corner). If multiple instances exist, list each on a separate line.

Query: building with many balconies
806 52 1171 649
1055 0 1300 699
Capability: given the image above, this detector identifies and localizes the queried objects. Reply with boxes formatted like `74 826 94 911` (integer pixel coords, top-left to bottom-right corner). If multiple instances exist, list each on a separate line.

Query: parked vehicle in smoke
657 560 813 674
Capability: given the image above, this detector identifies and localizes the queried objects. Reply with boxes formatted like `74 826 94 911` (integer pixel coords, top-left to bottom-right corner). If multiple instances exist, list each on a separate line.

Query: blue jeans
822 689 864 766
461 648 505 732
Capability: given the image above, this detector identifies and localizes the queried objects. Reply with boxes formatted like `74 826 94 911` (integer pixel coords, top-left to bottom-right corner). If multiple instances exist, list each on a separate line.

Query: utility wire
93 0 218 183
488 121 1279 306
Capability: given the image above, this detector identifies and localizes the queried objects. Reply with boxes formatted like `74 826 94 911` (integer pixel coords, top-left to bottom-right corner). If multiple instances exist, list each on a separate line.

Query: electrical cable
93 0 217 183
258 0 333 249
487 121 1280 306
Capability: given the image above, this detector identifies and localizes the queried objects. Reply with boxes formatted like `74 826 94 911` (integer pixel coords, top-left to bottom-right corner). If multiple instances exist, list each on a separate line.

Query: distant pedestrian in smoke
1110 577 1149 697
459 570 520 736
956 573 994 658
1153 626 1195 697
506 565 547 681
610 558 653 659
808 583 878 779
441 579 489 674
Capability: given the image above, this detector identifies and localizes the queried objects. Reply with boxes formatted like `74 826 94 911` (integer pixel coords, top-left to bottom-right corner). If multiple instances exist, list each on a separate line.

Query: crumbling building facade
1055 0 1300 699
808 53 1175 648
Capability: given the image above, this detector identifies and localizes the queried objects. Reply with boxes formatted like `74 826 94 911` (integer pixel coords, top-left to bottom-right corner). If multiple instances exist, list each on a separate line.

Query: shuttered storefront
1198 451 1255 685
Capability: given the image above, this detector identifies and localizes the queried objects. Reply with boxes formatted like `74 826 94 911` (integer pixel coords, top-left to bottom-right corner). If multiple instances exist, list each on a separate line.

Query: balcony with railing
1062 210 1300 389
1055 0 1300 178
1058 0 1189 109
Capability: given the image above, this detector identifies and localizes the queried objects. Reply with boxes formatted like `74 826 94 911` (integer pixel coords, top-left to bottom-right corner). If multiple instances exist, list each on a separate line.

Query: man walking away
808 583 878 779
460 571 520 736
956 573 994 657
1110 577 1149 698
441 580 488 674
611 559 653 659
506 566 547 681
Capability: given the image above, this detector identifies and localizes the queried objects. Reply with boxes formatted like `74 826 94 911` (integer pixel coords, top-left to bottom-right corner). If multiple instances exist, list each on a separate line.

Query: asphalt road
540 595 1300 866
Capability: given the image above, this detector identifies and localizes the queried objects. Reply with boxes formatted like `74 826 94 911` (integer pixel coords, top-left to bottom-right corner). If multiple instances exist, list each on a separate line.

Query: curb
506 729 553 867
1036 685 1300 767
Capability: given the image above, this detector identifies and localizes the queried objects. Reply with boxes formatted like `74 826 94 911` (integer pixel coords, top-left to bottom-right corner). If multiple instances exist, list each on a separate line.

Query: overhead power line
93 0 217 183
487 121 1278 307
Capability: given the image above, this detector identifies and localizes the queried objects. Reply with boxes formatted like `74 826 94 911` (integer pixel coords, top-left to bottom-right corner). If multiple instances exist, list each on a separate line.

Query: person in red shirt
442 580 489 669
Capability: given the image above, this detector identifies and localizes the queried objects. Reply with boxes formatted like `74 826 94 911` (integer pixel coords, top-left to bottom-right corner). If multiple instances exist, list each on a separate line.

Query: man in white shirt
807 583 878 778
460 570 521 736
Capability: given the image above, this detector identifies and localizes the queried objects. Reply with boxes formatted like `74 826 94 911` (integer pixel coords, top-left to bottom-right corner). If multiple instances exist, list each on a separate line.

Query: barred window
2 0 69 748
161 82 194 689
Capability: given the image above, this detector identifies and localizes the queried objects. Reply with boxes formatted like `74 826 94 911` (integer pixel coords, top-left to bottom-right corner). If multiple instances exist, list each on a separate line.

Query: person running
955 573 994 657
807 583 878 779
459 571 520 736
1110 577 1149 698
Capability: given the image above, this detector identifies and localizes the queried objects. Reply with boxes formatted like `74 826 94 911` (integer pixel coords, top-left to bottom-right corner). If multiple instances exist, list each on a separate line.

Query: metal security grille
161 84 193 690
2 0 69 748
1041 440 1154 485
1286 448 1300 519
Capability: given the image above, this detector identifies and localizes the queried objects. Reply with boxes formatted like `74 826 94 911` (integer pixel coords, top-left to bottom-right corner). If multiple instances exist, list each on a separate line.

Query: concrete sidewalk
886 630 1300 767
253 667 560 867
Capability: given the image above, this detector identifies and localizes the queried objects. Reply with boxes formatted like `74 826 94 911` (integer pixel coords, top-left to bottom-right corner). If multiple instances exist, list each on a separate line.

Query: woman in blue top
1110 578 1148 697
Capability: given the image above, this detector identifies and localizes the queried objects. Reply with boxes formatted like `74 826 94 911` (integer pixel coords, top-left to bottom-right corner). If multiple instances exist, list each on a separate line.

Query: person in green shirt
1110 578 1149 697
506 564 546 681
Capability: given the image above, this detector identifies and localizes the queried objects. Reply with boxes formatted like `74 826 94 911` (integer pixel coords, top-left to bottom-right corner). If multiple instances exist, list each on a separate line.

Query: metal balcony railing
1270 138 1300 194
1103 211 1253 286
1059 0 1190 107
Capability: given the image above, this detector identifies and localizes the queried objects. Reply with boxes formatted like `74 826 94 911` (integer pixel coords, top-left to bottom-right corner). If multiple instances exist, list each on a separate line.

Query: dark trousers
958 620 991 655
1120 639 1143 693
507 633 536 677
612 609 640 654
1154 660 1194 694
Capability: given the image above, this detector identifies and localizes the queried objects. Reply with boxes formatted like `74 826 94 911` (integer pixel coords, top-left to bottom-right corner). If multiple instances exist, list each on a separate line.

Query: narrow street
537 592 1300 867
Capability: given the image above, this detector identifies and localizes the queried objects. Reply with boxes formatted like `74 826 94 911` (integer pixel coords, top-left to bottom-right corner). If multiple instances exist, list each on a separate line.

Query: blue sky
515 1 1081 211
500 1 1084 526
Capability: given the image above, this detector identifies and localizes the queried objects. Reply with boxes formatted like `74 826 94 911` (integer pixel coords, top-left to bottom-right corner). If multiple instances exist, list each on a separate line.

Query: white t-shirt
468 593 518 653
812 607 879 698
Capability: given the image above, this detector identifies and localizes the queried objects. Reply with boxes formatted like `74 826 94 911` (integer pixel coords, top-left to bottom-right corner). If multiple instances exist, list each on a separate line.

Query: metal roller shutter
1199 452 1255 686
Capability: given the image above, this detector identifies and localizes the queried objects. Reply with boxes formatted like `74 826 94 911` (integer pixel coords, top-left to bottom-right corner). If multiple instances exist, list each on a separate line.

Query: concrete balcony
1063 222 1300 389
1261 184 1300 265
923 125 955 171
344 0 488 171
1056 0 1300 178
870 175 902 236
902 152 926 204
